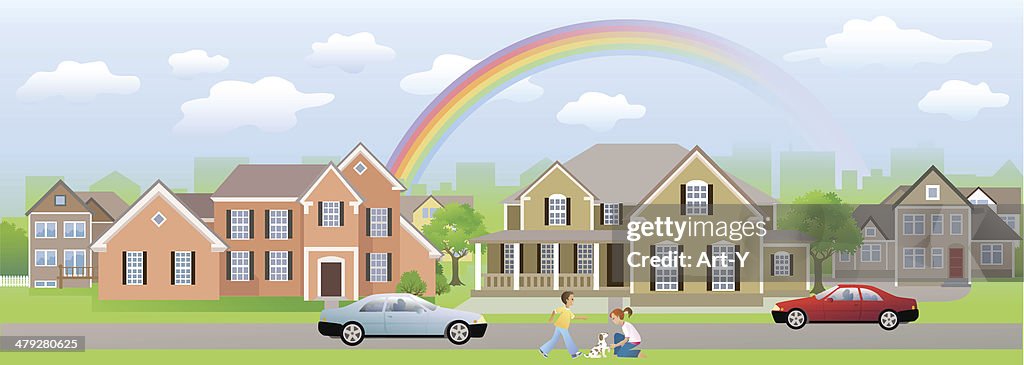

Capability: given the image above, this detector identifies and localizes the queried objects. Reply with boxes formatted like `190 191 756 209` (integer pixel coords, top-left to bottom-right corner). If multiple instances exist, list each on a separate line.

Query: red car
771 284 918 330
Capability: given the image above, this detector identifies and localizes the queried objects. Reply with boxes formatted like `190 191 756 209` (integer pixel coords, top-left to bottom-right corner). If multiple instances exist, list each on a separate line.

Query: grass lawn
0 350 1021 364
434 258 479 308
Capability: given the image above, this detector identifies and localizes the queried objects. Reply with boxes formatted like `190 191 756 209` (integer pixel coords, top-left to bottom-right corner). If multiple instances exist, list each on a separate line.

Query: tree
422 204 487 286
396 270 427 297
0 220 29 275
778 190 863 293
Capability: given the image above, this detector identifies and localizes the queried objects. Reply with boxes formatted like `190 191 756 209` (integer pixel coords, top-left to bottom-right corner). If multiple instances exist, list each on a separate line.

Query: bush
436 272 451 296
396 270 427 297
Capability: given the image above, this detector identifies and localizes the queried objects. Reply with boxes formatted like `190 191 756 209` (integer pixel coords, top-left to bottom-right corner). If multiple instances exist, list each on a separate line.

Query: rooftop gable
338 143 405 191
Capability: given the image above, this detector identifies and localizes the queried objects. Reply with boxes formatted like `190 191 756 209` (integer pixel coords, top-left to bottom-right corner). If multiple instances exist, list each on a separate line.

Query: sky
1 0 1021 216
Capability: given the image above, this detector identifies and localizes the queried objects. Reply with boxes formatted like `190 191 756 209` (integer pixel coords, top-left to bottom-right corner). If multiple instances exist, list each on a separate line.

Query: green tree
778 190 862 293
422 204 487 286
396 270 427 297
0 220 29 275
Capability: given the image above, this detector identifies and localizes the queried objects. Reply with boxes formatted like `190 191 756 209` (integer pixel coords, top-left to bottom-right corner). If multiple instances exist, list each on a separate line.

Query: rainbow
388 19 857 182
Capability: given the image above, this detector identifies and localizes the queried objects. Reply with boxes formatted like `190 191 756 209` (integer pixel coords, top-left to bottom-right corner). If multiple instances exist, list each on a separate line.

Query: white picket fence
0 275 29 287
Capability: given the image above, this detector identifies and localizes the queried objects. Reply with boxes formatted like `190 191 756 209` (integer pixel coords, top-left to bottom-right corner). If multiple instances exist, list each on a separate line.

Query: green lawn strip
0 350 1020 364
916 281 1023 323
485 313 770 324
434 258 479 308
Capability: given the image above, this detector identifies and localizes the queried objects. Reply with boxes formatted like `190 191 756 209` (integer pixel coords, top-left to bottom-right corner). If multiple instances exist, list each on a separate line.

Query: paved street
2 323 1019 350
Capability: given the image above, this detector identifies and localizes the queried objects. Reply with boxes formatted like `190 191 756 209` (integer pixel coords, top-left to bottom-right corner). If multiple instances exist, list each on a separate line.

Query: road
1 323 1019 350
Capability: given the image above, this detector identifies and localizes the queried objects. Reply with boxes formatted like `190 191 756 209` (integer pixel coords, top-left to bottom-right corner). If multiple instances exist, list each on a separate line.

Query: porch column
513 243 520 290
593 243 601 290
474 243 482 291
553 243 560 290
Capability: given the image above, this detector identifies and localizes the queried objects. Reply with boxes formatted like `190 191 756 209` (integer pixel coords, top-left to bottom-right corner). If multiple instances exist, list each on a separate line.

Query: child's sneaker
539 349 548 358
571 351 582 359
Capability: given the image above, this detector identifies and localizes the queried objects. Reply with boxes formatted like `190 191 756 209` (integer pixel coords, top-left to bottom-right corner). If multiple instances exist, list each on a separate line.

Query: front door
608 244 624 287
949 248 963 279
320 262 343 297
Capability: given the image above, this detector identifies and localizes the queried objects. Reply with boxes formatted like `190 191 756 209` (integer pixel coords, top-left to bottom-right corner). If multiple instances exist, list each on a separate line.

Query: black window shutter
248 251 254 281
708 184 715 215
770 253 776 277
365 208 371 236
536 244 542 273
122 251 127 285
264 210 270 239
191 251 196 285
734 244 741 291
287 251 293 280
142 251 148 285
386 253 393 281
599 204 605 226
565 197 571 225
573 244 579 274
365 253 371 281
170 251 175 285
225 210 231 239
318 202 323 227
544 198 550 226
706 245 712 291
225 251 231 280
680 184 687 215
788 253 795 277
677 245 685 291
339 202 345 226
499 245 505 274
386 208 393 236
518 245 524 274
648 245 655 291
248 210 254 238
265 251 270 280
287 210 293 239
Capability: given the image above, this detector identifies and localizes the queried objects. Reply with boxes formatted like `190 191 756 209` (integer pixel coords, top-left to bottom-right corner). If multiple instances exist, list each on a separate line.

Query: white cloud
784 16 991 68
400 54 543 103
918 80 1008 121
306 32 396 73
173 77 334 135
556 92 646 132
16 61 140 103
169 49 229 78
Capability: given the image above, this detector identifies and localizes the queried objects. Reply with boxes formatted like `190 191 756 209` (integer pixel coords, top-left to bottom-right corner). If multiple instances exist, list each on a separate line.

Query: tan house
26 180 128 288
400 195 474 229
472 144 814 306
834 167 1021 285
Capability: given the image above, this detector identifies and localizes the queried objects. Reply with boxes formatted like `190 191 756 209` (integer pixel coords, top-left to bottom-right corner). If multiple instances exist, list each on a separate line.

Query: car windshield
412 295 438 311
814 286 838 300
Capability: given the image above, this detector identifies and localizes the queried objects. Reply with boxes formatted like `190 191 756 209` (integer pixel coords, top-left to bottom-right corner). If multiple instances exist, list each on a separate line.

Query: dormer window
683 180 711 215
925 185 940 200
354 161 367 175
546 194 568 226
865 227 876 237
55 195 66 206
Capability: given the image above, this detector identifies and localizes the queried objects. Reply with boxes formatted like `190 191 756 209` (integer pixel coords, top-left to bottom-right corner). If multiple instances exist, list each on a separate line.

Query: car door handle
387 315 393 318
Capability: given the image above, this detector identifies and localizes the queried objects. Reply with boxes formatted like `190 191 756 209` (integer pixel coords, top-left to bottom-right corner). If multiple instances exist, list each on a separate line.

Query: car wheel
786 309 807 330
340 322 364 346
879 310 899 331
446 321 471 345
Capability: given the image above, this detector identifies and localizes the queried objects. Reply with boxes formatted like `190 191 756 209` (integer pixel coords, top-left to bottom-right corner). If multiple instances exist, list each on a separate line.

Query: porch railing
483 273 593 290
57 265 95 288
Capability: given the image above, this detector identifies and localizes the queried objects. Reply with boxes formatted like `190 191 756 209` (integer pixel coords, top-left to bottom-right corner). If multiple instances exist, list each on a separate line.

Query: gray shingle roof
78 192 129 219
176 193 214 219
212 164 327 198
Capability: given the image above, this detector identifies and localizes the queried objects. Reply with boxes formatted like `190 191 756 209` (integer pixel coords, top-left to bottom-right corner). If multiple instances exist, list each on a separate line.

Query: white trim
28 212 92 215
62 221 87 238
297 164 365 208
303 247 359 301
512 243 520 291
33 221 57 239
91 183 228 253
474 243 482 291
210 197 298 202
633 150 762 219
34 249 57 267
338 144 406 191
925 185 940 200
593 243 600 290
399 215 443 258
517 163 595 203
552 242 560 290
316 256 347 300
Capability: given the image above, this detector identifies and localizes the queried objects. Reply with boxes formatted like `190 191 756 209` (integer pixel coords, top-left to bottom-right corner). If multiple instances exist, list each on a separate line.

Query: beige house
400 195 474 229
834 167 1021 285
472 144 814 306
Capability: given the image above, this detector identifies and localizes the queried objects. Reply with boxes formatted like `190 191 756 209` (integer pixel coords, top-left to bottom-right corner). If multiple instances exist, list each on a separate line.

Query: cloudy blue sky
1 0 1021 216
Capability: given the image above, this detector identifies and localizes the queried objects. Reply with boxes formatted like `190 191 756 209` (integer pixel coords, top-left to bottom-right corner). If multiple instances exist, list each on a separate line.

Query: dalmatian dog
584 332 610 358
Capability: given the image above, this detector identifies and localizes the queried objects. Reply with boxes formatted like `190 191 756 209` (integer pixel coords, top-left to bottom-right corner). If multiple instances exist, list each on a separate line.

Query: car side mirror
824 298 834 303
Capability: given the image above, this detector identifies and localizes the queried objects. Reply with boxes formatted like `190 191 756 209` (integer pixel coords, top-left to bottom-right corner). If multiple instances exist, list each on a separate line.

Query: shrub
436 272 451 295
396 270 427 297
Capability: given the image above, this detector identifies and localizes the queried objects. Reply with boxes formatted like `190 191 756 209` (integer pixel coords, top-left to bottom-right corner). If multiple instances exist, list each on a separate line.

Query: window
503 244 516 273
387 297 421 312
969 198 990 205
230 210 250 239
230 251 250 281
827 287 860 301
1001 215 1019 234
653 245 678 291
860 244 881 262
603 203 621 225
685 181 709 215
268 210 289 240
421 207 438 219
369 253 388 282
64 221 86 238
360 298 386 312
931 248 944 269
322 201 341 227
125 251 145 285
369 208 389 237
34 281 57 288
711 245 735 291
930 214 943 235
773 251 791 276
981 244 1003 265
903 214 925 235
63 249 86 276
34 249 56 267
903 248 925 269
55 195 66 206
925 185 940 200
576 244 594 275
539 244 555 274
547 194 567 226
34 221 56 238
174 251 193 285
151 212 166 227
268 251 289 281
950 214 963 235
860 288 883 301
838 251 851 262
864 227 876 237
354 161 367 175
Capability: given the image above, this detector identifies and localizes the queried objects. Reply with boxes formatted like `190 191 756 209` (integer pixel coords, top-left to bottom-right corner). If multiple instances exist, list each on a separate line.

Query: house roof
78 192 129 219
176 193 214 219
958 187 1021 214
763 230 815 243
971 205 1022 241
24 179 90 215
339 143 406 191
852 204 895 240
890 166 971 206
472 229 624 243
400 195 474 220
212 164 328 199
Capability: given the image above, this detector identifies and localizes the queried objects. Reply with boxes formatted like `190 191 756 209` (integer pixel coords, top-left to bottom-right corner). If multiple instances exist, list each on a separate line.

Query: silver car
318 293 487 346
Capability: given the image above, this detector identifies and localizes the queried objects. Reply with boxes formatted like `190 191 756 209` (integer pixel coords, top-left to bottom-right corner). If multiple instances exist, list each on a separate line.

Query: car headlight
473 315 486 324
772 305 782 312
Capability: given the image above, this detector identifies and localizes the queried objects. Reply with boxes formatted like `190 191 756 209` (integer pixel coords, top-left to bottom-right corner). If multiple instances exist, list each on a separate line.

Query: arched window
547 194 567 226
772 251 792 276
685 180 709 215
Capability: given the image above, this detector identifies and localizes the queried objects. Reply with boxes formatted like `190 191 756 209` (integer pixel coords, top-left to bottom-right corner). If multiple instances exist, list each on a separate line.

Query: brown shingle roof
212 164 327 198
78 192 129 219
176 193 214 219
958 187 1021 214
